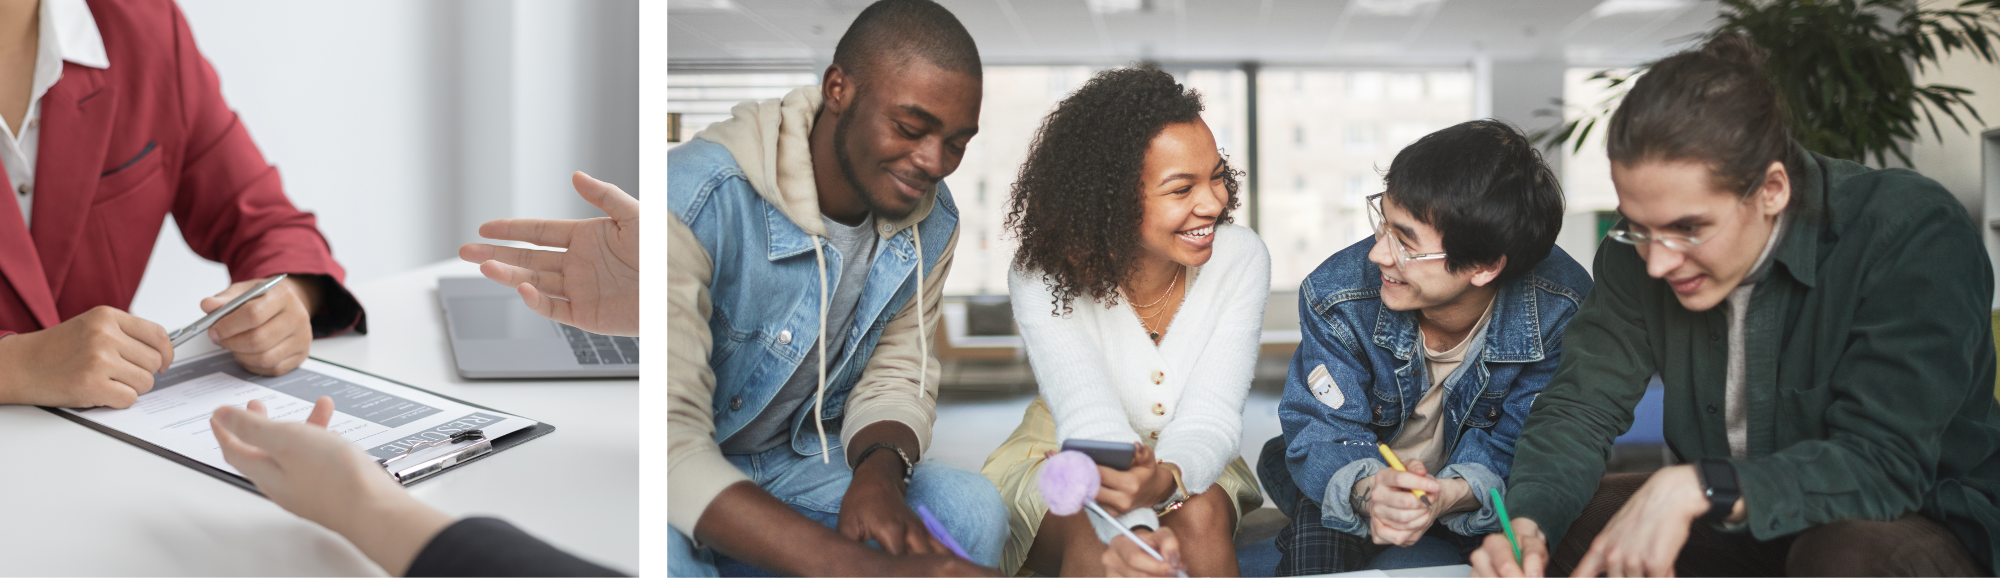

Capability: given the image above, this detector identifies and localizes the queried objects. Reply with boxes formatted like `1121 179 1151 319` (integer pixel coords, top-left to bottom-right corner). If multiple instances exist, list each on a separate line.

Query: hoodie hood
692 85 936 240
691 84 943 465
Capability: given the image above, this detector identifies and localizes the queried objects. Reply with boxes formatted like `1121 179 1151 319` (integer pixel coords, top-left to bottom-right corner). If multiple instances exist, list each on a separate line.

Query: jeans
668 437 1008 577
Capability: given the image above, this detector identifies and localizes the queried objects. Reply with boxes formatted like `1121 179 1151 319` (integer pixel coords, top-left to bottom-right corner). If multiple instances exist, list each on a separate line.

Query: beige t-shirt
1389 300 1495 471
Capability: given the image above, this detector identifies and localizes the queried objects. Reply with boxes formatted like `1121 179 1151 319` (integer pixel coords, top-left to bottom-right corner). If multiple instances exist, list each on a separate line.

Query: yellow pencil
1377 443 1432 507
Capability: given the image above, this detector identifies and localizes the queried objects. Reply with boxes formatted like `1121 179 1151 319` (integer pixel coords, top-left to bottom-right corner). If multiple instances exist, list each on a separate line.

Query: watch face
1699 459 1740 499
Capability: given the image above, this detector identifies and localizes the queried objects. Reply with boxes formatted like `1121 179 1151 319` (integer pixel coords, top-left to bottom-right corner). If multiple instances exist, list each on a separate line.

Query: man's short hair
831 0 981 86
1384 119 1565 283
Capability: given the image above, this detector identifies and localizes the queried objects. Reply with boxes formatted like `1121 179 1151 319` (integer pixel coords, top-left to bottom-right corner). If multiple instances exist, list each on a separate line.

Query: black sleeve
407 517 626 577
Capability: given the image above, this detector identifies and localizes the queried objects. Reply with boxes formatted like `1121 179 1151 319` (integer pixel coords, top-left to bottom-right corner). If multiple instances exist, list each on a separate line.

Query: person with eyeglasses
1247 119 1587 575
1467 33 2000 578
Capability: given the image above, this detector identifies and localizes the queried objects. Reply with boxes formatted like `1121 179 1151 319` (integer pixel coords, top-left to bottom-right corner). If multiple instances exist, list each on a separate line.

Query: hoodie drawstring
810 224 930 466
914 227 927 400
812 236 832 464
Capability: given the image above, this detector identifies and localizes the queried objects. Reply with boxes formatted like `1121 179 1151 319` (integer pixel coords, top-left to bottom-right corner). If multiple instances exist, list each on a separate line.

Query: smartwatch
1694 458 1741 525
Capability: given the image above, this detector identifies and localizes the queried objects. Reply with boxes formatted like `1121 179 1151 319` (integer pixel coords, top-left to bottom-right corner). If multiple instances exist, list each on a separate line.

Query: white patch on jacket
1308 364 1344 410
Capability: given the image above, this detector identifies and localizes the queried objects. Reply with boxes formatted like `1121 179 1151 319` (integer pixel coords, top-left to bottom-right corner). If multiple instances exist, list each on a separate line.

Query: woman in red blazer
0 0 362 409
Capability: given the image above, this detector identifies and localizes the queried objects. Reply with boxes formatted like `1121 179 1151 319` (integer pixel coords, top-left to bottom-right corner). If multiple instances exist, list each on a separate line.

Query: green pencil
1492 488 1521 565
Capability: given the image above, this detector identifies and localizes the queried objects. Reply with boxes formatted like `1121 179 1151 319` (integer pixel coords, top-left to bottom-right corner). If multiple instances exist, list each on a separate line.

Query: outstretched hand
460 171 639 337
212 397 455 576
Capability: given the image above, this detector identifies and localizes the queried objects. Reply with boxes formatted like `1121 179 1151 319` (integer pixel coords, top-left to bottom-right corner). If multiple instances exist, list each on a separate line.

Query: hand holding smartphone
1061 438 1137 470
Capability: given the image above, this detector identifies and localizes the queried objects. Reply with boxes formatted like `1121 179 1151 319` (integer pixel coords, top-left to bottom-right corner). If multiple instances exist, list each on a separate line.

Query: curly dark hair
1004 67 1241 316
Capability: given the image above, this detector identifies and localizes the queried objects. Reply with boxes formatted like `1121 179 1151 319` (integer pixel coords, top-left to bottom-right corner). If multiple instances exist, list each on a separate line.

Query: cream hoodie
667 86 958 537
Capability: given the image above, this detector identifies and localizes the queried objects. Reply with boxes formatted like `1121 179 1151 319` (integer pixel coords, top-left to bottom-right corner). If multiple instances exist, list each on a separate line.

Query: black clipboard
40 355 556 496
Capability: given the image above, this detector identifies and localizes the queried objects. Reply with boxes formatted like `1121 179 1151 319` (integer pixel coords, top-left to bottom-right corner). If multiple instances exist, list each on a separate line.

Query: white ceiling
668 0 1721 68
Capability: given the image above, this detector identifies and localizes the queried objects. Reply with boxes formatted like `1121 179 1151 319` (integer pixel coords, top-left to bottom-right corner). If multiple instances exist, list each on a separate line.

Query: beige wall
1906 45 2000 309
1907 48 2000 217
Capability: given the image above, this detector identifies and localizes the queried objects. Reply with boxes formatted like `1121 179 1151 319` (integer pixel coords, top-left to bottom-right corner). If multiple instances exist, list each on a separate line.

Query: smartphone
1060 439 1136 471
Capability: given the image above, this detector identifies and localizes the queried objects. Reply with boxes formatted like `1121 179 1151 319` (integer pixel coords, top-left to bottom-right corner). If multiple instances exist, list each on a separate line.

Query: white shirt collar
46 0 107 70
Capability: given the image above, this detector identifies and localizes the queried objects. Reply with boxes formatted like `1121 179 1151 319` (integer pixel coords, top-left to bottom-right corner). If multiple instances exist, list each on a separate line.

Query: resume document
63 350 538 477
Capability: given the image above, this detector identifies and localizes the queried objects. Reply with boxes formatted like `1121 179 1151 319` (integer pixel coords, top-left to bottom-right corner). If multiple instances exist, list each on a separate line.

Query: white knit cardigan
1008 223 1270 493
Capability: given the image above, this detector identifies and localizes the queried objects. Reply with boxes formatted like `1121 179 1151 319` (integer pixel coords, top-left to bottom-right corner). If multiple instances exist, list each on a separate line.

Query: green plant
1535 0 2000 168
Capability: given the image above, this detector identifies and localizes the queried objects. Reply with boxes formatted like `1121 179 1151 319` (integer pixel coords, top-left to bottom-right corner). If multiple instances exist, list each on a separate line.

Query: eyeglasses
1367 193 1447 271
1604 179 1764 252
1604 222 1709 252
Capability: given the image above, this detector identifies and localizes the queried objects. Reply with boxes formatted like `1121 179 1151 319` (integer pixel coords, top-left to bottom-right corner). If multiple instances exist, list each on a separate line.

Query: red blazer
0 0 361 337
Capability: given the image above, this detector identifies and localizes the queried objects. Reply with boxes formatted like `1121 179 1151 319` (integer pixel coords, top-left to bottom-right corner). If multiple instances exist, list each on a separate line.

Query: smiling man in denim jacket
666 1 1007 577
1256 120 1590 575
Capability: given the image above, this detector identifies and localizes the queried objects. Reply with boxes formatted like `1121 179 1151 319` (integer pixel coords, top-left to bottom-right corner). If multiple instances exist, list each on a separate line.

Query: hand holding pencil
1470 516 1550 578
1363 444 1445 547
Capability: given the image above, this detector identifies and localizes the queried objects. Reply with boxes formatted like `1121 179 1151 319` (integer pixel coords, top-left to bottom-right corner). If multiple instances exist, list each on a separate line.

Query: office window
1346 72 1385 101
1257 68 1474 291
665 71 819 136
941 66 1093 297
1387 73 1424 100
1345 122 1377 154
1562 67 1638 215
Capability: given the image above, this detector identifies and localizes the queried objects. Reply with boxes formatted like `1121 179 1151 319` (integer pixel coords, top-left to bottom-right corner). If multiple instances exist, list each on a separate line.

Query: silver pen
168 274 289 347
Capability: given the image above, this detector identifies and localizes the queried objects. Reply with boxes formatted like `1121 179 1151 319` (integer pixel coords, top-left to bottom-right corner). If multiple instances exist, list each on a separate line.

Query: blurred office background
128 0 640 325
669 0 1999 570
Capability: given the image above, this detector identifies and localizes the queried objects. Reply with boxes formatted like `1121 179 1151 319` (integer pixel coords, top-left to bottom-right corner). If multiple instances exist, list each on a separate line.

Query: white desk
0 260 637 576
1315 564 1474 577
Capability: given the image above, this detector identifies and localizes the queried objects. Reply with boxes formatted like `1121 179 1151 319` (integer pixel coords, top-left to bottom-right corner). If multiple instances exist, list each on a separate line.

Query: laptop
439 277 638 379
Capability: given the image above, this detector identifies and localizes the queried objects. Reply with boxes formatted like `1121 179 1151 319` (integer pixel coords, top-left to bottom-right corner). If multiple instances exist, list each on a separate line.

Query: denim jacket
1271 237 1589 537
668 137 958 459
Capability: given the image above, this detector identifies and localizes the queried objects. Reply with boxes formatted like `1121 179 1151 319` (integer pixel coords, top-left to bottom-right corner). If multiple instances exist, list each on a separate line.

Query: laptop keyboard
561 324 638 365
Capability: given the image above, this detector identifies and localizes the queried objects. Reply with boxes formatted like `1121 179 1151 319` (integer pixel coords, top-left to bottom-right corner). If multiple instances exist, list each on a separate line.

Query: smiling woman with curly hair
979 67 1271 577
1004 67 1242 315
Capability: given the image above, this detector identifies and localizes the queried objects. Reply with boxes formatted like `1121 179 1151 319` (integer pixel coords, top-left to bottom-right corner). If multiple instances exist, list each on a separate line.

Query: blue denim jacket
1271 237 1589 537
668 137 958 458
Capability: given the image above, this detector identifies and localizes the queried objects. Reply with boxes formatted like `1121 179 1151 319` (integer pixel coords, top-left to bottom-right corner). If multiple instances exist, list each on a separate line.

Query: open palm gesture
459 171 639 336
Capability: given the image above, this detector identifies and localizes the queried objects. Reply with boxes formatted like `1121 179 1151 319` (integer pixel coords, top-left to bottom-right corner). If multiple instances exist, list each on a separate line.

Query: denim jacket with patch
1269 237 1589 537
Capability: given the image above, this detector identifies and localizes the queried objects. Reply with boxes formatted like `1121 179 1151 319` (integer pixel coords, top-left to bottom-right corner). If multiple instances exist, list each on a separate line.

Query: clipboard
39 356 556 496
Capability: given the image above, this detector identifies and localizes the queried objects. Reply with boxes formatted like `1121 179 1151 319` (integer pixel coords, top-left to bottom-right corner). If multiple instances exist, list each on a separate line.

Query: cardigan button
777 329 792 345
1151 370 1165 384
1152 403 1165 416
1706 404 1718 414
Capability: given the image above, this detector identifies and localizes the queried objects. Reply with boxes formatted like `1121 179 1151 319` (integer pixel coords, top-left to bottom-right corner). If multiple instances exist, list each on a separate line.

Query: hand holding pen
190 274 323 377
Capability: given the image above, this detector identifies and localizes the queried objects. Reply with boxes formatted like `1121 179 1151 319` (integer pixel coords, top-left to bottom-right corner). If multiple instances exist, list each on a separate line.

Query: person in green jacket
1468 32 2000 578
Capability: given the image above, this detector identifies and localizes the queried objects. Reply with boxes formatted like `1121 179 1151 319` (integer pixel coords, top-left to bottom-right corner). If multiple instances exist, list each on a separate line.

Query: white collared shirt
1 0 107 227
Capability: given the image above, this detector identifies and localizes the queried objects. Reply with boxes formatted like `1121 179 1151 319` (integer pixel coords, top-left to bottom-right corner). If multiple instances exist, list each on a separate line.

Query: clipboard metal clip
377 429 493 484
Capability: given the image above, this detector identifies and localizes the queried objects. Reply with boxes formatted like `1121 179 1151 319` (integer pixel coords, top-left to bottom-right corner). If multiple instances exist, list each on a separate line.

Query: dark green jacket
1507 149 2000 572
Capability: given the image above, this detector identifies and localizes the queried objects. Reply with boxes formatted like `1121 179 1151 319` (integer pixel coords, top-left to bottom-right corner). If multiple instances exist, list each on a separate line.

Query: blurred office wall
127 0 638 326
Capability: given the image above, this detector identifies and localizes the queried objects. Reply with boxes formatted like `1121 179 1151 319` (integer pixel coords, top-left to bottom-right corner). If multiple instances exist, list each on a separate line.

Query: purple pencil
916 504 973 561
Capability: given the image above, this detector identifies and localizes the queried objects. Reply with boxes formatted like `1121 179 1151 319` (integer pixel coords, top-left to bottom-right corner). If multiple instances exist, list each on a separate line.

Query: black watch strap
1695 458 1741 524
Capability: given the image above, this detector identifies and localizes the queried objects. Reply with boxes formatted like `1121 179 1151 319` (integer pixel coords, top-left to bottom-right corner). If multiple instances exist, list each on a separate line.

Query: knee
1166 486 1238 534
910 462 1008 534
1787 520 1882 576
1788 517 1978 577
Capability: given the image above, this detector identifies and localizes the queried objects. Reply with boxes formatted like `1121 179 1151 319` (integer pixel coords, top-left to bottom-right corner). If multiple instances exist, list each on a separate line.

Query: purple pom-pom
1038 451 1101 516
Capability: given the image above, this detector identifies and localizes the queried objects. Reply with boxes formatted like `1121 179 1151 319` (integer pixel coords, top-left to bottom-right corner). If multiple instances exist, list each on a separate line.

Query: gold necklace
1128 268 1180 309
1132 271 1183 343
